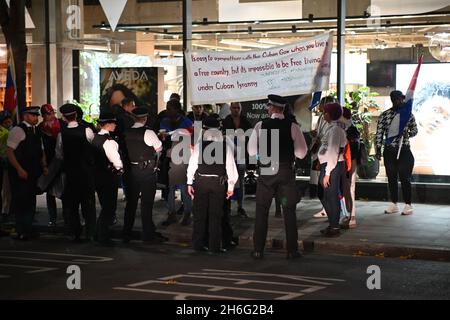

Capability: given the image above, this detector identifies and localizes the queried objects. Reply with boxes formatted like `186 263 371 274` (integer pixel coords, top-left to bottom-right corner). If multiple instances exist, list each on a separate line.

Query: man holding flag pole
375 56 422 216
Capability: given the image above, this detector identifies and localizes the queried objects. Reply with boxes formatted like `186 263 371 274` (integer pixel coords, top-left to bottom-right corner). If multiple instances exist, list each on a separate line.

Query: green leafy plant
347 86 380 162
330 87 380 164
70 99 98 125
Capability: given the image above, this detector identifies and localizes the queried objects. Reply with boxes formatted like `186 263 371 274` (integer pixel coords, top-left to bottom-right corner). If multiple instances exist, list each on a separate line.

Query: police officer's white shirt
131 122 162 152
187 130 239 192
55 121 95 160
248 113 308 160
98 129 123 170
7 121 42 150
318 121 347 176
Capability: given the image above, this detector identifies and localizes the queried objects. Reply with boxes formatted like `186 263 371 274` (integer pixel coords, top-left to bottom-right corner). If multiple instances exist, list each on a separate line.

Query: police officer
91 112 123 246
187 117 238 253
122 107 166 243
248 95 308 259
7 107 48 240
56 103 96 242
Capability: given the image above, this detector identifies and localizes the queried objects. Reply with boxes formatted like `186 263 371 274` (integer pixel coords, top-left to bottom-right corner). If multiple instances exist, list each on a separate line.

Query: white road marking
0 263 58 274
157 274 327 290
120 269 345 300
0 251 113 280
0 251 113 263
0 255 89 265
128 280 305 299
113 287 246 300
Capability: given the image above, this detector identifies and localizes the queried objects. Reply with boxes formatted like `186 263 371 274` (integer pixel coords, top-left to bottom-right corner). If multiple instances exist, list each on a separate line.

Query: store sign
99 67 158 115
186 33 332 105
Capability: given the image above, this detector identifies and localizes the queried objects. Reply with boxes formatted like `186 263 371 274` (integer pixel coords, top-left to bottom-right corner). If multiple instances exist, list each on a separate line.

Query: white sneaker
384 203 399 214
401 204 413 215
313 209 327 218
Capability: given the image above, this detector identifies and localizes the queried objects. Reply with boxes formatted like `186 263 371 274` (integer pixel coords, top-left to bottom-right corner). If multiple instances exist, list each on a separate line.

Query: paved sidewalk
2 191 450 261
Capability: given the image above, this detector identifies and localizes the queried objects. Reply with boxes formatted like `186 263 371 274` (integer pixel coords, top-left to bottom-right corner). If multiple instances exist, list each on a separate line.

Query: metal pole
45 0 51 103
182 0 192 112
337 0 345 106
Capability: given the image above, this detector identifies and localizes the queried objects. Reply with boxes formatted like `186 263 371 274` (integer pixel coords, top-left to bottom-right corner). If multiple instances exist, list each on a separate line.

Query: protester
310 96 337 218
317 103 346 237
222 102 252 218
38 104 62 227
375 90 418 215
340 107 360 229
160 100 193 226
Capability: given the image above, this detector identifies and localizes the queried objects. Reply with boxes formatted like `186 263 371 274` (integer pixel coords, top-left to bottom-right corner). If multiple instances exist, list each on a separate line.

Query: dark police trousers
123 165 157 241
8 168 38 236
253 164 300 253
318 161 345 229
95 171 119 242
383 145 414 204
64 171 96 240
192 175 226 252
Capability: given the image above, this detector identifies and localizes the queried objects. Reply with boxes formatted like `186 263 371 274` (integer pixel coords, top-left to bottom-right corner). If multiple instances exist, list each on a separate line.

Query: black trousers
253 165 300 253
46 193 57 223
318 161 344 229
123 166 157 240
96 172 119 242
383 146 414 204
64 171 96 239
192 175 226 252
8 168 37 236
222 198 234 245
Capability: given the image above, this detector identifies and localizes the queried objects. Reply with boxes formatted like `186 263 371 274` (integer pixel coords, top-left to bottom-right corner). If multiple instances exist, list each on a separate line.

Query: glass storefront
1 0 449 183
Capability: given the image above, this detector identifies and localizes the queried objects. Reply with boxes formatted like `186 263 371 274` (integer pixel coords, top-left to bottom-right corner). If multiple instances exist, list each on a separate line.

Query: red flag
4 47 18 122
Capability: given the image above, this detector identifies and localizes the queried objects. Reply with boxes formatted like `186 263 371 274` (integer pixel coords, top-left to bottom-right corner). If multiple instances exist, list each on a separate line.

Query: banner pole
396 136 403 160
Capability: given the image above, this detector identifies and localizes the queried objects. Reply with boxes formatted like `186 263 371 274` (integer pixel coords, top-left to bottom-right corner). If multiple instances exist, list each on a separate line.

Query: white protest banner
186 33 333 105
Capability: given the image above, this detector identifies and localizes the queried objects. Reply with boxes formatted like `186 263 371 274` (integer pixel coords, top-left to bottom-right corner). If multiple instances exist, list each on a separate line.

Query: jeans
318 161 344 229
167 184 192 214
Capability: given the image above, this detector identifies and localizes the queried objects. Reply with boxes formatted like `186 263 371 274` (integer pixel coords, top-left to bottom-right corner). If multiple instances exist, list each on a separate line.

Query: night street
1 236 449 300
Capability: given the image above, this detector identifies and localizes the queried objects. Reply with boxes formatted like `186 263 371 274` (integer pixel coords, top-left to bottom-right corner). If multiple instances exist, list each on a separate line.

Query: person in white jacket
317 103 347 237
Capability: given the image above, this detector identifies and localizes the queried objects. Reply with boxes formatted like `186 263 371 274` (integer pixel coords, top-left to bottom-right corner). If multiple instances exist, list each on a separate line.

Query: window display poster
99 67 158 115
241 94 303 127
396 63 450 175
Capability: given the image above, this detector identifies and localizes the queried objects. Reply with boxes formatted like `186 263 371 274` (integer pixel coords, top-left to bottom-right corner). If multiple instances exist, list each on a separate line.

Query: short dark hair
166 99 182 112
169 93 181 101
121 98 134 106
65 113 77 122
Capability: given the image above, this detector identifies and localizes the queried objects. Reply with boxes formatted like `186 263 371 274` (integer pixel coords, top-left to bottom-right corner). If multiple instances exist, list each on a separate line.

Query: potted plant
346 87 381 179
